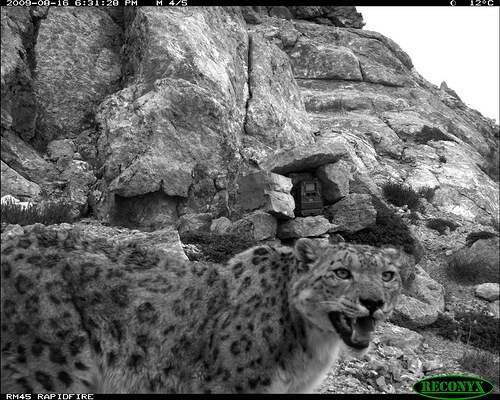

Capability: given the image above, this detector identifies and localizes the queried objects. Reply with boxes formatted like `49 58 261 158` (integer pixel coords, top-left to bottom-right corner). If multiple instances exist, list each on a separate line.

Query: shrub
0 200 73 226
465 231 498 247
438 155 447 163
417 186 436 203
342 196 417 256
426 218 459 235
446 251 499 284
181 231 257 263
409 210 420 225
458 348 499 394
429 312 499 353
381 182 421 211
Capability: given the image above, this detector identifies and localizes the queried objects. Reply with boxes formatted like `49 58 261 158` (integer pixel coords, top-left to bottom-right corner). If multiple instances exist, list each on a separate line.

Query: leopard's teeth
340 314 351 331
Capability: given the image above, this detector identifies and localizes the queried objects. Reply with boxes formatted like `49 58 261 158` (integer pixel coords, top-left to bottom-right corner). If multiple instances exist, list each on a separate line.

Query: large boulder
488 301 499 319
376 322 423 352
230 211 277 241
0 161 41 200
277 216 338 239
405 265 445 313
178 213 213 239
316 160 352 203
111 226 188 261
107 191 179 229
237 171 295 219
59 160 97 217
475 283 500 302
325 193 376 234
393 294 439 329
260 141 348 175
1 130 59 194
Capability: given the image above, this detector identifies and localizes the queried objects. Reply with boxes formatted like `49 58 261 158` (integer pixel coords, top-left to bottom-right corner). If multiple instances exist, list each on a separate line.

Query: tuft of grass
381 182 422 211
458 348 499 394
446 250 499 285
1 200 74 226
417 186 436 203
465 231 498 247
426 218 459 235
342 196 417 257
181 231 257 263
429 312 499 354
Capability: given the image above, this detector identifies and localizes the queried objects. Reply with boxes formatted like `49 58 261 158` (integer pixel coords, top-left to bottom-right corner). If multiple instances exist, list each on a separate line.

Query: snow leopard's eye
381 271 395 282
334 268 351 279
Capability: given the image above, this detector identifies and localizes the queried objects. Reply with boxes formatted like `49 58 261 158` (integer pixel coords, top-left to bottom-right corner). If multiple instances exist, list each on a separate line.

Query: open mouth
328 311 375 350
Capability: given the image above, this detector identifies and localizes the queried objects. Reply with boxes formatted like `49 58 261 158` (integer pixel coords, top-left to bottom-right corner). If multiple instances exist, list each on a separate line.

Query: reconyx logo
413 374 494 399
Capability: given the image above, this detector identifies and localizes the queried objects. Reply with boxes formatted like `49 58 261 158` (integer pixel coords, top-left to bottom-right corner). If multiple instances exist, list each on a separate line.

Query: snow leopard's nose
360 298 384 315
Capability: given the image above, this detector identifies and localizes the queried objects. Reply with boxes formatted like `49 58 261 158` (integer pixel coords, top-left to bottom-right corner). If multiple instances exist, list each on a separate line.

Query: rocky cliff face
1 6 498 228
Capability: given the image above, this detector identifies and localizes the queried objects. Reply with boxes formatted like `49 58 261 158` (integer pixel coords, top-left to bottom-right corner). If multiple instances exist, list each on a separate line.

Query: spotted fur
1 224 403 393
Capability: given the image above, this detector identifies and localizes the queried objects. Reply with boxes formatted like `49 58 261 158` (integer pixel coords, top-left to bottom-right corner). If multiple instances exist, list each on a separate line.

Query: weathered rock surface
488 300 499 319
110 226 188 261
376 322 423 352
47 139 77 162
108 191 179 229
1 6 498 232
1 7 49 141
325 193 376 234
316 160 353 203
475 283 500 302
251 16 498 227
277 216 338 239
230 211 277 241
393 294 439 329
34 7 122 143
405 265 445 313
240 7 262 25
1 130 59 194
0 161 41 200
244 32 314 150
289 38 362 81
59 160 97 216
178 213 213 239
249 6 365 29
237 171 295 219
260 141 348 175
94 7 249 221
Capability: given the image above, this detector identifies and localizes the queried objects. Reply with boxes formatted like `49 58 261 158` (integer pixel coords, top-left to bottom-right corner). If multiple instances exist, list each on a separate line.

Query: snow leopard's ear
294 238 320 273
